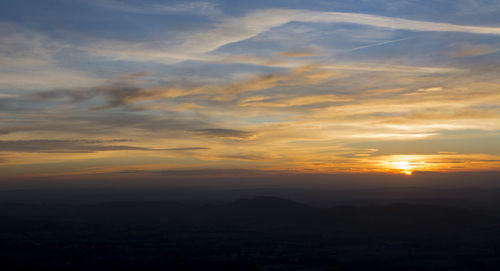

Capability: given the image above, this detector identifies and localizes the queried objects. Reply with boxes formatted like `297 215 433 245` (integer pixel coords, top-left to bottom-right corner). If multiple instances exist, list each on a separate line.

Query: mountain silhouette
1 196 500 270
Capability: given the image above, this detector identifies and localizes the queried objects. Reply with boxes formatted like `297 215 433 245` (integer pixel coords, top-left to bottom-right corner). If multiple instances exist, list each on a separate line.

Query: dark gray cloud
0 96 35 112
192 128 254 139
96 86 147 109
31 89 96 103
0 109 211 138
29 74 188 110
81 113 211 137
0 140 208 153
30 84 143 108
27 71 156 109
0 126 47 136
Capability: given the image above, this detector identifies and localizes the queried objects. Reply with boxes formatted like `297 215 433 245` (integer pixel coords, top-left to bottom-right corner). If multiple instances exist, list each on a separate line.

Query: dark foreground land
2 193 500 270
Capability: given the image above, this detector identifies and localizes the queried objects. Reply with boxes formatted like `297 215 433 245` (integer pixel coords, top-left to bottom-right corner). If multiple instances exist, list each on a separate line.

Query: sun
380 155 431 175
403 170 413 175
391 161 414 175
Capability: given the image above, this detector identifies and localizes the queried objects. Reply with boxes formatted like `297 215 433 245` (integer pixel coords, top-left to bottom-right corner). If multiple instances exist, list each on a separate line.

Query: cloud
349 37 412 51
81 8 500 65
192 129 255 139
0 139 209 153
0 140 147 153
221 153 271 161
418 86 444 92
297 10 500 35
241 94 351 108
165 147 210 151
450 44 499 57
94 0 221 17
29 82 192 108
22 68 500 157
0 23 103 91
3 4 500 177
0 93 18 98
0 108 213 141
275 50 318 57
29 72 168 108
0 126 40 136
31 65 342 108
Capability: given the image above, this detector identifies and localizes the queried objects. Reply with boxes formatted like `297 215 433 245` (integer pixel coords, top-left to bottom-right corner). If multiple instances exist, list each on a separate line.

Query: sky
1 0 500 182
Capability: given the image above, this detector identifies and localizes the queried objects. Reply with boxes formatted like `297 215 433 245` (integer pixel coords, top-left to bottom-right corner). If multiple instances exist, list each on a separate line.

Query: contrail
349 37 413 51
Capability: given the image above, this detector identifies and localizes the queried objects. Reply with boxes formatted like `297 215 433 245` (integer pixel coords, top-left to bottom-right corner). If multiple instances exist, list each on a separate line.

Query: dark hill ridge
1 197 500 270
227 196 314 216
0 197 495 227
229 196 312 210
3 187 500 206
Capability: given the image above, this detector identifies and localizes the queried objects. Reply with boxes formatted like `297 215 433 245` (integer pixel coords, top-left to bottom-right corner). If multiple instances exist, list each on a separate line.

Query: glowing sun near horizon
391 161 416 175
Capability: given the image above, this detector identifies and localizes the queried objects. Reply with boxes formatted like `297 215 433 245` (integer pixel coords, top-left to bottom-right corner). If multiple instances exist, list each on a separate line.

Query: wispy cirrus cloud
0 139 209 153
0 23 103 91
275 50 319 57
93 0 221 17
449 43 499 57
29 65 341 108
81 8 500 64
240 94 351 107
192 129 255 139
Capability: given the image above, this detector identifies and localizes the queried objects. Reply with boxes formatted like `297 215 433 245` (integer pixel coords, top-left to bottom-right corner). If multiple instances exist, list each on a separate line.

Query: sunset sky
1 0 500 181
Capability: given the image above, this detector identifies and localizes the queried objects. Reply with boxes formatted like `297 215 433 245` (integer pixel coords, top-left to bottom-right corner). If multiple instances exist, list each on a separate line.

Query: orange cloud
450 44 499 57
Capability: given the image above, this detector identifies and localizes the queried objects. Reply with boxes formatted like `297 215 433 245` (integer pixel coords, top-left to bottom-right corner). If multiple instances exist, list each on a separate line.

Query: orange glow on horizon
385 160 422 175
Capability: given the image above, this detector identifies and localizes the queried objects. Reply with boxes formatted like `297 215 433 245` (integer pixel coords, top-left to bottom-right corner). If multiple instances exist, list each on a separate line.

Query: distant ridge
229 196 312 211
